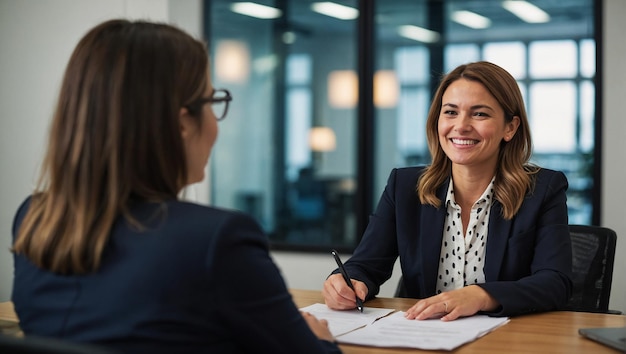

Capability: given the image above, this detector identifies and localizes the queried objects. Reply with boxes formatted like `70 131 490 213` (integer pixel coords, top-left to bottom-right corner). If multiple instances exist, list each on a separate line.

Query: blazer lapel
419 179 449 296
484 200 512 281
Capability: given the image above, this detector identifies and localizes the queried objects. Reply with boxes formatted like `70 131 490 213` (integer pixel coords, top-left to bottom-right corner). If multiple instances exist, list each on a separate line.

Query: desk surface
0 301 21 337
0 301 15 322
1 291 624 353
290 289 626 354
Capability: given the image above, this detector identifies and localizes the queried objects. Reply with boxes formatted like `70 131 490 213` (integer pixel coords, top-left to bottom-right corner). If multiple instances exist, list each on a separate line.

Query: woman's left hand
301 311 335 342
404 285 499 321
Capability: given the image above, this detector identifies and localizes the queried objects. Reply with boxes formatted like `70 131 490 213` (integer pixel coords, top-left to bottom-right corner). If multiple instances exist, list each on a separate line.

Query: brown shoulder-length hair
13 19 209 274
418 61 537 219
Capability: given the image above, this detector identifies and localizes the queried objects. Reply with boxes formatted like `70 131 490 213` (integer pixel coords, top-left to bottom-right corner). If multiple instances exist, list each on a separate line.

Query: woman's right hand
322 273 368 310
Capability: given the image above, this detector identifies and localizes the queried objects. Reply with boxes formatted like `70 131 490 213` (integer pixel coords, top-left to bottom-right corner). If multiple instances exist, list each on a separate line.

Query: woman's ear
504 115 521 141
179 107 193 140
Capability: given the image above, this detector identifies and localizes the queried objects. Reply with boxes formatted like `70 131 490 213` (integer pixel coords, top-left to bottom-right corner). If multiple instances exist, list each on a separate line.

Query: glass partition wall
205 0 598 252
206 0 359 251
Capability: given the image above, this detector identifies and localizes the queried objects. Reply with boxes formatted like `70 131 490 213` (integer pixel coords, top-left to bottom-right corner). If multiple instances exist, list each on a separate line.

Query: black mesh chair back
564 224 618 313
395 276 408 298
395 224 620 314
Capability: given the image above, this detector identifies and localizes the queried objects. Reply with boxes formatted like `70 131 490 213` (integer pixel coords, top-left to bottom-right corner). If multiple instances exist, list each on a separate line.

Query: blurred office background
206 0 598 252
1 0 624 313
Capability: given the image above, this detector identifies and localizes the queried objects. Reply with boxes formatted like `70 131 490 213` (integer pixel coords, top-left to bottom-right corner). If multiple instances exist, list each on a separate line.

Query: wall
600 0 626 313
0 0 623 313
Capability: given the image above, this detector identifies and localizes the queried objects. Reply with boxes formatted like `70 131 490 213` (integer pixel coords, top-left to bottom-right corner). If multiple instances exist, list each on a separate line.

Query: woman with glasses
11 19 340 354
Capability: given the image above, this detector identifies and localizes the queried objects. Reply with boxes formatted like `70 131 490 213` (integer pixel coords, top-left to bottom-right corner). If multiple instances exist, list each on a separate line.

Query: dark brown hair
13 19 209 273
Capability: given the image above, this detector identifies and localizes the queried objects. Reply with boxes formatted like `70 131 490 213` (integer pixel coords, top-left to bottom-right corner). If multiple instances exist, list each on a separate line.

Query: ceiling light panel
451 10 491 29
230 2 282 19
502 0 550 23
311 2 359 20
397 25 440 43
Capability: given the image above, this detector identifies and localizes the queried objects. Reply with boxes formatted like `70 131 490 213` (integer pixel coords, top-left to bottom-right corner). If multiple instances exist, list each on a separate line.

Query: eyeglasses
186 88 232 121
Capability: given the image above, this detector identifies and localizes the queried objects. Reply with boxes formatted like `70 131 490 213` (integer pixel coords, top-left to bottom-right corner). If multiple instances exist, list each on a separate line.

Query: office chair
395 225 620 314
394 276 408 298
564 224 620 314
0 333 117 354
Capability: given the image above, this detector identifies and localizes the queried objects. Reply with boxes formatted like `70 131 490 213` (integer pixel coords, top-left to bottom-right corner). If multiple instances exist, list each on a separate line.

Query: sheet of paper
337 311 510 351
299 303 396 337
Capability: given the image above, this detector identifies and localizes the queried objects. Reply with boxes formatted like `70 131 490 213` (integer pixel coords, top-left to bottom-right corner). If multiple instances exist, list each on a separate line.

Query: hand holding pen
330 249 365 312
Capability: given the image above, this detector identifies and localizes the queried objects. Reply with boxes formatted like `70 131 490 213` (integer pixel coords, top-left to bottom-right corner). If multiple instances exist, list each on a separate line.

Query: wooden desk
2 293 624 353
0 301 16 322
290 289 626 354
0 301 21 337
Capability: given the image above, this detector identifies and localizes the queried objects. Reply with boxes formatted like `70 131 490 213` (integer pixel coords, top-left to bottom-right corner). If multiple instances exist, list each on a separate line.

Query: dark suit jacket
342 167 573 317
12 198 341 354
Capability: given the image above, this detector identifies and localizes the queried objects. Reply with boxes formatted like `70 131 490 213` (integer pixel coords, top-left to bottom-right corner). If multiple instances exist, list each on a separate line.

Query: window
375 0 597 226
205 0 598 251
207 0 358 250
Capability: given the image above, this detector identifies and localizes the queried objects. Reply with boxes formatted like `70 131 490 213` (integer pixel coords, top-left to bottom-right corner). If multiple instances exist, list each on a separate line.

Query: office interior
0 0 624 315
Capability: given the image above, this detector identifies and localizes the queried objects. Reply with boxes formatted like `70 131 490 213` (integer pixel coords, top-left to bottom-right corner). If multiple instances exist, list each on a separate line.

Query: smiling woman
322 61 573 323
421 61 533 220
438 78 520 179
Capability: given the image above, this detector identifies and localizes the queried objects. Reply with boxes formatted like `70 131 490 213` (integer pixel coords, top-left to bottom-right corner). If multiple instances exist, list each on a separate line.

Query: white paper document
337 311 510 351
299 303 395 336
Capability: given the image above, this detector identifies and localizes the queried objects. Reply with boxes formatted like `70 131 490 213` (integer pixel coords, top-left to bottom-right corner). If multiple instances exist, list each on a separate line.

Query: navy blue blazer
12 198 341 354
342 167 573 317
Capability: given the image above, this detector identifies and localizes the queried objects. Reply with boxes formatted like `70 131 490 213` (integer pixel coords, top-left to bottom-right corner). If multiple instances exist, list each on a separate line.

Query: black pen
331 249 364 312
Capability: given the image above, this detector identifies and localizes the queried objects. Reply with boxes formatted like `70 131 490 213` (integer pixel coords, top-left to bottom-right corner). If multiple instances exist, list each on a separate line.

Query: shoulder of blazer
164 200 263 230
530 168 569 194
389 166 427 195
392 166 451 201
394 165 427 176
392 165 427 187
387 167 450 215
